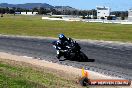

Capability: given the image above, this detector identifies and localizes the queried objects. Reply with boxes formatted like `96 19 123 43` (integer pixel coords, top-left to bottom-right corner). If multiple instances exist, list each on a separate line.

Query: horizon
0 0 132 11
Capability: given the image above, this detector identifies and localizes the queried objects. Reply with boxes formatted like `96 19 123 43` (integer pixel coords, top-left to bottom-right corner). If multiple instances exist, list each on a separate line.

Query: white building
21 12 38 15
128 9 132 21
96 6 111 19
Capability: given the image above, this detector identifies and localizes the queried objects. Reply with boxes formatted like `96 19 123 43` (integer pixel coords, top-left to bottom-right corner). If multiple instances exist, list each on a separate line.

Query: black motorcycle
52 38 88 62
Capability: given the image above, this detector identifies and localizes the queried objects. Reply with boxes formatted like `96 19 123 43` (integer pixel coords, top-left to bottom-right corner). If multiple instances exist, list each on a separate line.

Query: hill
0 3 76 11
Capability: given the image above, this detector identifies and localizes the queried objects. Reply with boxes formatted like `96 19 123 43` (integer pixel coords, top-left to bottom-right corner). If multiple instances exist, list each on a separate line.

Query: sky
0 0 132 11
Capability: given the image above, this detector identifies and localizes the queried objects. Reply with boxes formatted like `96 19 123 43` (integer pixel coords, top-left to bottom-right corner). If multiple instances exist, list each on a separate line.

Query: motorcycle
52 38 88 62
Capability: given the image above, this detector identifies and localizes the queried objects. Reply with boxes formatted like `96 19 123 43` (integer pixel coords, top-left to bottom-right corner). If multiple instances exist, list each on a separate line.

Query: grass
0 14 132 42
0 59 82 88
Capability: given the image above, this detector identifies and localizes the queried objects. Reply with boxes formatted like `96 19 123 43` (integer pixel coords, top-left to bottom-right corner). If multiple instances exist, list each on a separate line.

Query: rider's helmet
58 34 66 40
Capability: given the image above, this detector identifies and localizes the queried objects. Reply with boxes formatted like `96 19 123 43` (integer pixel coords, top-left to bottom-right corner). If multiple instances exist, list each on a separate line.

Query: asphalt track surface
0 36 132 80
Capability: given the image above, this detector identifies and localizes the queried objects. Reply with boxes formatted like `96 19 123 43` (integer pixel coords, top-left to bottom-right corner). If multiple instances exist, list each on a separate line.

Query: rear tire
79 51 88 62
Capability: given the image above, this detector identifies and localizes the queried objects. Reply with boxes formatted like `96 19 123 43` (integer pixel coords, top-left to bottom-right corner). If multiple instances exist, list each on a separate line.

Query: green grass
0 60 81 88
0 14 132 42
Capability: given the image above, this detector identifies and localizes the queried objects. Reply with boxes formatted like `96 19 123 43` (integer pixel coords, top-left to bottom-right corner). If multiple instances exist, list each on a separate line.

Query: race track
0 36 131 80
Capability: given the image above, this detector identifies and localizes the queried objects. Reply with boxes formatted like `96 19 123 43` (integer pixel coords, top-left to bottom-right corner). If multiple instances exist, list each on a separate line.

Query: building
20 12 38 15
96 6 111 19
128 9 132 21
15 12 21 14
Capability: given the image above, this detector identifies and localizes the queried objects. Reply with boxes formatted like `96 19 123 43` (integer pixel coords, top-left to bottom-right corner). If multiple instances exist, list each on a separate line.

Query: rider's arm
55 41 62 50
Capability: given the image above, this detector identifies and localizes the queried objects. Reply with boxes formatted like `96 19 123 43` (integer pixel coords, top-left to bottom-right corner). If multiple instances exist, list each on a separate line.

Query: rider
56 34 72 59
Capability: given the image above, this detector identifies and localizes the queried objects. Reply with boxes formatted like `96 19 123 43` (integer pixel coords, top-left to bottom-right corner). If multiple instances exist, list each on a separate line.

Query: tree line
111 11 128 17
0 7 97 16
0 7 128 18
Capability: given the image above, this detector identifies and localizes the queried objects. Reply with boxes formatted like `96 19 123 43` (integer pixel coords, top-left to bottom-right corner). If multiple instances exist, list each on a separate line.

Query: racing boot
56 54 61 59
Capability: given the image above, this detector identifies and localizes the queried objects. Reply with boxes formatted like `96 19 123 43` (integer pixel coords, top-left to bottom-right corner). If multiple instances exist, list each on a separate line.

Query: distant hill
0 3 76 11
54 6 76 11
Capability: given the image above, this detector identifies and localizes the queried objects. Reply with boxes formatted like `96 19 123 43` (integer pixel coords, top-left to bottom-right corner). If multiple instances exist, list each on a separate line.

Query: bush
1 14 3 17
100 17 105 20
121 16 125 20
107 16 113 20
82 15 86 19
86 17 91 19
93 16 97 19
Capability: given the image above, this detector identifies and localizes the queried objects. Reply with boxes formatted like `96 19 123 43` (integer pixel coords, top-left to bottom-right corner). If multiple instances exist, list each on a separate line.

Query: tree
5 7 9 14
72 10 78 15
0 8 5 17
93 16 97 19
32 7 38 12
0 8 3 17
38 7 44 14
16 8 23 12
91 9 97 17
107 16 113 20
50 8 55 15
9 8 15 14
111 11 128 17
12 7 16 11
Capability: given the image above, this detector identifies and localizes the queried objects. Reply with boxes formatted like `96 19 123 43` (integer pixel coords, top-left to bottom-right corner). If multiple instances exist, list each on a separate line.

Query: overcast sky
0 0 132 11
